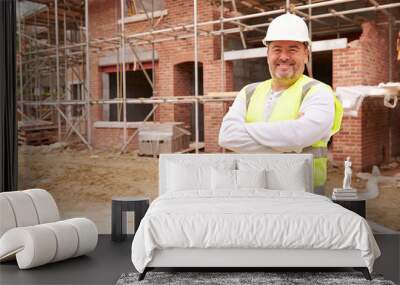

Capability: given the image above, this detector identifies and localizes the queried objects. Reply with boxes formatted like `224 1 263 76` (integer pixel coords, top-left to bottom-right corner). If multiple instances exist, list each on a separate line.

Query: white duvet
131 190 380 273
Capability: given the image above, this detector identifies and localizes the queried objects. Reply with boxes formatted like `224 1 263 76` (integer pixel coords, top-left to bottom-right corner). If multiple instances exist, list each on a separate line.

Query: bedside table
332 198 366 218
111 197 149 242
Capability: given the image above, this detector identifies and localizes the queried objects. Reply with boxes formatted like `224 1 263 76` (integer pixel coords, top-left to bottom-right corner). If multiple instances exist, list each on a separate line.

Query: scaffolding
16 0 400 153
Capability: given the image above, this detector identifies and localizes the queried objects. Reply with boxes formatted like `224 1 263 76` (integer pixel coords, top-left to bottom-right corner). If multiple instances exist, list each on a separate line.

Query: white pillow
237 159 308 191
211 169 268 191
266 167 306 191
236 169 267 189
167 162 211 191
211 168 236 191
166 160 236 192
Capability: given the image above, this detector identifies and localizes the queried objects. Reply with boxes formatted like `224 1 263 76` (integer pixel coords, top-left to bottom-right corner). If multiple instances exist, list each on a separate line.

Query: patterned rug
116 271 395 285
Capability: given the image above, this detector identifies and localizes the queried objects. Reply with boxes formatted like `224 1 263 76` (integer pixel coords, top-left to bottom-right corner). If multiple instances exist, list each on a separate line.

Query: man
218 13 343 195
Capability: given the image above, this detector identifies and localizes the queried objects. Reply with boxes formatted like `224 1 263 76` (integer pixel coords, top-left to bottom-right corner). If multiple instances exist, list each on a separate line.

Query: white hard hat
262 12 310 46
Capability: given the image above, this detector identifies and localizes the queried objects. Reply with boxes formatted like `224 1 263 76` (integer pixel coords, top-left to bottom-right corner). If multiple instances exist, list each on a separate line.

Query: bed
131 154 380 281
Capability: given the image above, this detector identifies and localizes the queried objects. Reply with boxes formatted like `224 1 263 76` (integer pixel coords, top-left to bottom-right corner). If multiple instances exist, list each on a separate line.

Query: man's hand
297 112 304 118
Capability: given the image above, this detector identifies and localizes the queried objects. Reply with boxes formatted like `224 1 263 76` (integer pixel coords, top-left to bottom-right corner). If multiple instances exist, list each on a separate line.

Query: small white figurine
343 156 352 190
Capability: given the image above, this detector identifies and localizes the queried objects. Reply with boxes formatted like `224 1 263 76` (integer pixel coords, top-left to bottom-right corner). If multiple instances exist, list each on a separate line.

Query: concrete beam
98 48 159 66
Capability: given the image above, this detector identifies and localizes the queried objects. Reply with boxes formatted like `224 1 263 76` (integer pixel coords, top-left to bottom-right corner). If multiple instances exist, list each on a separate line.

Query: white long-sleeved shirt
218 81 335 153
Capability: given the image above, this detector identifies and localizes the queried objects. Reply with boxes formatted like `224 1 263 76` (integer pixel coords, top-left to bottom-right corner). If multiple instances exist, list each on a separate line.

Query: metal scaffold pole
152 0 156 98
308 0 313 78
388 15 393 82
220 0 225 153
64 1 68 123
85 0 92 146
220 0 225 93
121 0 127 147
55 0 61 141
17 1 24 121
194 0 199 153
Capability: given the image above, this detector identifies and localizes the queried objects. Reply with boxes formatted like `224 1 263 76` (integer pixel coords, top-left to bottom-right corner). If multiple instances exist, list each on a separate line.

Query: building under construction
17 0 400 170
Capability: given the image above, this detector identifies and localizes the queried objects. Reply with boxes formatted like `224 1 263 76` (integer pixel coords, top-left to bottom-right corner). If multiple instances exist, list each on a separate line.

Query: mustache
275 60 295 65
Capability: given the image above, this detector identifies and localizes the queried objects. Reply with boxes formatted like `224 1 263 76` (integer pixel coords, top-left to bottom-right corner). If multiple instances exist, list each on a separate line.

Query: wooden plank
17 120 57 146
206 92 238 97
177 142 205 154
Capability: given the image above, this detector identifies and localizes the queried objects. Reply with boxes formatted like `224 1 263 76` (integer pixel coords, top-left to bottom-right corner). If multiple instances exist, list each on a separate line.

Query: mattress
131 190 380 273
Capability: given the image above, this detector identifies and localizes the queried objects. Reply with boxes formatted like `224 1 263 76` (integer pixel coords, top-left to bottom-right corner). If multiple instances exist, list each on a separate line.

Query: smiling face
267 40 309 84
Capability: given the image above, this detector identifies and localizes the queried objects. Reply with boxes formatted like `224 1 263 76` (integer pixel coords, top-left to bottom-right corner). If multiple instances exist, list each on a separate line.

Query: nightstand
111 197 149 242
332 198 366 218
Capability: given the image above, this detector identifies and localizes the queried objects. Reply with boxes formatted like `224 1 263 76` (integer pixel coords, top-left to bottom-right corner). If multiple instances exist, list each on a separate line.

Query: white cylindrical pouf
0 196 17 237
64 218 98 257
1 192 39 227
0 226 57 269
42 221 79 262
24 189 60 223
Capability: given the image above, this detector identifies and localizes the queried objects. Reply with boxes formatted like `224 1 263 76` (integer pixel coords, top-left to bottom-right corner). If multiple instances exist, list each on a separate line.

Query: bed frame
141 248 371 280
138 154 372 281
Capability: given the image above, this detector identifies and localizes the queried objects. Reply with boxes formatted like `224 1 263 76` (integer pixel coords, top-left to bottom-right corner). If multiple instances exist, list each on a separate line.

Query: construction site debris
48 142 68 151
336 84 400 116
138 123 191 156
18 120 57 146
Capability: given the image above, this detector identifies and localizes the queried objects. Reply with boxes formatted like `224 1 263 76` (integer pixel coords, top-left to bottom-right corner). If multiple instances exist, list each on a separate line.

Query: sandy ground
18 144 159 234
18 144 400 233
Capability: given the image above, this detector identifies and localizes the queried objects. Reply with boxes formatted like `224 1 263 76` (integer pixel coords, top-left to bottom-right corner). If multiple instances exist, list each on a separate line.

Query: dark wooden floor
0 235 134 285
0 234 398 285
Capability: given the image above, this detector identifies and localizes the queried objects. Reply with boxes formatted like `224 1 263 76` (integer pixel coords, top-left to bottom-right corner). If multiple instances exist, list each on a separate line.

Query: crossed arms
218 87 335 153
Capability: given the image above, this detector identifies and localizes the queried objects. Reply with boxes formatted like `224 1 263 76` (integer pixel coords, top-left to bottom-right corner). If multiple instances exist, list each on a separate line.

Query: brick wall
87 0 118 144
361 98 391 170
332 43 363 87
173 62 195 132
332 21 395 88
203 101 233 153
150 0 220 128
331 116 363 170
331 19 400 170
203 61 234 152
332 97 395 172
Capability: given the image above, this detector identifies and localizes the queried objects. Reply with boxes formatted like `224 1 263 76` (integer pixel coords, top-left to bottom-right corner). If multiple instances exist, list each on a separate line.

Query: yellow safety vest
242 74 343 187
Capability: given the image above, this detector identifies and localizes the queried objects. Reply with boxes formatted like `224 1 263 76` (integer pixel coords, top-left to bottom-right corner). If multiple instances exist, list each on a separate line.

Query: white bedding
131 190 380 273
